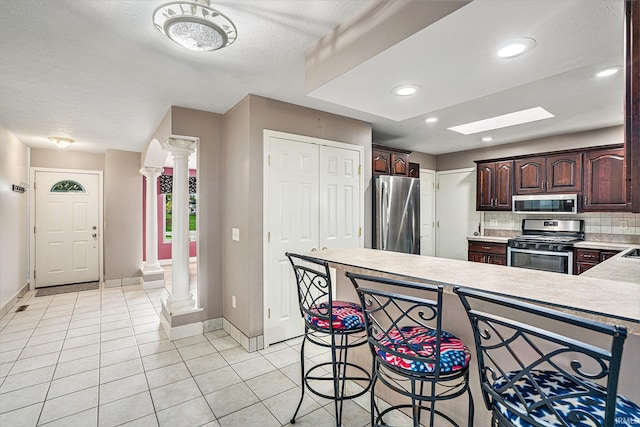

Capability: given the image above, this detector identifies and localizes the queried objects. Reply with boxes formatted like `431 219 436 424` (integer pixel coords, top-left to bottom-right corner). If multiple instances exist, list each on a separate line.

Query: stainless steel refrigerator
373 175 420 254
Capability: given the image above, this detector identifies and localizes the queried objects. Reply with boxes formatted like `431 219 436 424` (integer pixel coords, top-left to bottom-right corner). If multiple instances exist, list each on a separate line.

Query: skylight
447 107 554 135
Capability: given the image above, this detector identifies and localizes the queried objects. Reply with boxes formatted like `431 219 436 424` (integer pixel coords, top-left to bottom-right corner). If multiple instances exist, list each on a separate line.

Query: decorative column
140 167 165 289
161 137 197 316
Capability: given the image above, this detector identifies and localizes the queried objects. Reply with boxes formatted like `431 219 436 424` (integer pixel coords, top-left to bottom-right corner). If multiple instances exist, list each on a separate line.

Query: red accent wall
142 167 197 261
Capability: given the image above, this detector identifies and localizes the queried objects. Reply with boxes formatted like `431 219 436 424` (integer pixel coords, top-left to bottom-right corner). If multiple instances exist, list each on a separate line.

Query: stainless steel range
507 219 585 274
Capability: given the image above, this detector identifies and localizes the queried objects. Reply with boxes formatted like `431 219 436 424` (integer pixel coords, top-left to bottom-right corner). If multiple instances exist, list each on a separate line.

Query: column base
141 267 165 290
160 297 204 341
159 309 204 341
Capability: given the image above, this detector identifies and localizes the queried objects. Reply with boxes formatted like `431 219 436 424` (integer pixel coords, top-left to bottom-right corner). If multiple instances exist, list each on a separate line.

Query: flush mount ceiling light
392 84 421 96
49 137 74 149
425 117 438 123
481 136 494 142
153 0 237 52
497 37 536 58
448 107 554 135
595 66 622 78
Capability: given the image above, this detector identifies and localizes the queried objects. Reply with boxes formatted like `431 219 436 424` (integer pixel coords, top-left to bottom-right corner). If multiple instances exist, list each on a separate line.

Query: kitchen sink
622 248 640 259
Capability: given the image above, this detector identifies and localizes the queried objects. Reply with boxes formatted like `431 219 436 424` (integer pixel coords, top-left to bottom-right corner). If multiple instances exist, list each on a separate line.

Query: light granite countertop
468 235 635 251
574 241 635 251
308 248 640 334
582 246 640 283
466 235 510 243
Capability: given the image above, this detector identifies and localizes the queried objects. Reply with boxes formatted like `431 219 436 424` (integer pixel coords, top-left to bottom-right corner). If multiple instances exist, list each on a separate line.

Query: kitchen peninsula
309 247 640 425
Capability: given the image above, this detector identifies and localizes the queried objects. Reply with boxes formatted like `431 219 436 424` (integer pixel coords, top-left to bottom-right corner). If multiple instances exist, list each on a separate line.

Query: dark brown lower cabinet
468 241 507 266
574 247 622 275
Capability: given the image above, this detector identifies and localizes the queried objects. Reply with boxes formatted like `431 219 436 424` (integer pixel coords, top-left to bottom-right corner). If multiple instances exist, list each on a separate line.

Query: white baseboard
0 282 30 318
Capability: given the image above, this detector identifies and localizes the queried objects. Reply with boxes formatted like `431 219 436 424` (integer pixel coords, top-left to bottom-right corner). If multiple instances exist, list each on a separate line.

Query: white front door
318 146 361 250
420 169 436 256
265 136 319 344
35 171 100 287
435 168 480 261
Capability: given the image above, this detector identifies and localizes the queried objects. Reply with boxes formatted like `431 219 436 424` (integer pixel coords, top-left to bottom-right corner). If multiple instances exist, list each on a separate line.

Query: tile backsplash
483 211 640 244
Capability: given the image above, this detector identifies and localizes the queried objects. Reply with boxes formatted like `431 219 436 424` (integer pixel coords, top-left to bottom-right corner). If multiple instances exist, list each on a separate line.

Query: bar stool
286 253 371 426
347 272 474 427
454 286 640 427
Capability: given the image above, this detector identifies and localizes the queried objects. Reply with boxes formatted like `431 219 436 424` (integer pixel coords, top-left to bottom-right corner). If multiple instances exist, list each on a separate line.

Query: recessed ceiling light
497 38 536 58
448 107 554 135
481 136 493 142
392 84 421 96
595 66 622 78
425 117 438 123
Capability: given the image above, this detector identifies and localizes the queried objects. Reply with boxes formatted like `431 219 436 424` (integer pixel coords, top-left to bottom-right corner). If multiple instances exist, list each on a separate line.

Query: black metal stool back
348 272 474 427
454 286 640 427
286 253 371 426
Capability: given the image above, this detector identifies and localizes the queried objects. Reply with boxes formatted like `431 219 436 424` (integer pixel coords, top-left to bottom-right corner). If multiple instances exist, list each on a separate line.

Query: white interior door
265 136 319 344
420 169 436 256
35 171 100 287
319 146 361 250
435 168 480 261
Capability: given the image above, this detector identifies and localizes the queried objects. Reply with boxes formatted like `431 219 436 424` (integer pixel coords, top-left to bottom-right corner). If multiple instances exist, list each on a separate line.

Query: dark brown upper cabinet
372 149 390 175
514 153 582 194
476 160 513 210
391 152 409 176
372 146 411 176
583 146 630 211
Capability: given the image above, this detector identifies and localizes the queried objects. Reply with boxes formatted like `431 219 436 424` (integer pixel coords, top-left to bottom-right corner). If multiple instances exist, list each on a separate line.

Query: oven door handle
507 247 571 257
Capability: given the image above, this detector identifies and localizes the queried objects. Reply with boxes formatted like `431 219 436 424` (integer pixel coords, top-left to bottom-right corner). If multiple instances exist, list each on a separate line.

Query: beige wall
0 124 29 313
221 98 252 334
220 94 372 337
408 150 437 170
436 125 623 171
170 106 224 326
104 150 143 280
30 147 105 171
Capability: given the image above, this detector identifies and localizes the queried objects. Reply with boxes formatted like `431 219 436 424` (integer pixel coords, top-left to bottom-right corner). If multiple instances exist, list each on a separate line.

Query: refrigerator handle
380 179 388 250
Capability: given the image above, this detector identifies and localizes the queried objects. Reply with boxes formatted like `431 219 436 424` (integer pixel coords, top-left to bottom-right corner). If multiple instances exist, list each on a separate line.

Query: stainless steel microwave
512 194 579 214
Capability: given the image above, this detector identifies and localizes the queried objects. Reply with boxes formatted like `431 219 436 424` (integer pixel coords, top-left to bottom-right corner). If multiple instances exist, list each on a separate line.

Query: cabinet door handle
482 246 492 250
583 254 596 259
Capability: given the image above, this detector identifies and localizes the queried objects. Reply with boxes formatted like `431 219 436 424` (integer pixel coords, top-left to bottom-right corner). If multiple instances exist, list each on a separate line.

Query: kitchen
1 0 639 426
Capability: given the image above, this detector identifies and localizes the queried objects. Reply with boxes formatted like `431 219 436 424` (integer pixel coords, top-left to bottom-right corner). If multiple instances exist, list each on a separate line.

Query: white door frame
262 129 364 347
30 167 104 290
419 168 436 256
435 167 479 260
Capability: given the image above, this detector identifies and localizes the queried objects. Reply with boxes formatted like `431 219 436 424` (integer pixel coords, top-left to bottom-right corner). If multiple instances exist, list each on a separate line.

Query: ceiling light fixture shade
49 137 74 149
153 0 237 52
497 37 536 58
425 117 438 123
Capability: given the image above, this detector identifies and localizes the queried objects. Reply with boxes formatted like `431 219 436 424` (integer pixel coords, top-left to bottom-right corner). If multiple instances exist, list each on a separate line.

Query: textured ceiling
0 0 626 155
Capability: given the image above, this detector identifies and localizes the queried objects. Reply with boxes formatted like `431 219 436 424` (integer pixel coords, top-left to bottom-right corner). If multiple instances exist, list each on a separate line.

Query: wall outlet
620 220 628 230
232 295 237 309
232 228 240 241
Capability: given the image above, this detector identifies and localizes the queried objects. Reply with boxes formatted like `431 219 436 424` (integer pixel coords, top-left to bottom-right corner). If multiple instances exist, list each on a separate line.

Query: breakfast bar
308 247 640 425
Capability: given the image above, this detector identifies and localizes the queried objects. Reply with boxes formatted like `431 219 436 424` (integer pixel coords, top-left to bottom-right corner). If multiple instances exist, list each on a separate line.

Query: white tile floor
0 284 383 427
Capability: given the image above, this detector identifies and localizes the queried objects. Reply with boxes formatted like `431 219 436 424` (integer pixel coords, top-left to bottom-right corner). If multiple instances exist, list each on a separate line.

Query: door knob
92 233 97 238
321 247 328 251
92 226 97 230
311 248 318 252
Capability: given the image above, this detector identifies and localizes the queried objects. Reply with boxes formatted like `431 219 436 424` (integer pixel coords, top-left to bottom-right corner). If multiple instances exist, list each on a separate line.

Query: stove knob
520 242 527 249
535 243 541 249
557 245 564 251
